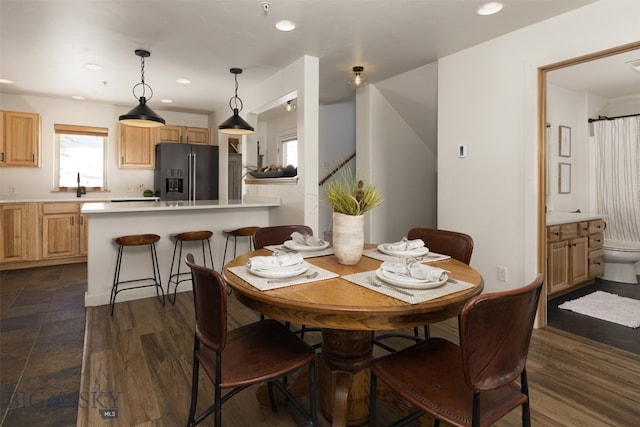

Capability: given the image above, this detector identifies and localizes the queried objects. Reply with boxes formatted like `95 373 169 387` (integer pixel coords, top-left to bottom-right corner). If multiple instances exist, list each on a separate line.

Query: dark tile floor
0 264 86 427
547 277 640 354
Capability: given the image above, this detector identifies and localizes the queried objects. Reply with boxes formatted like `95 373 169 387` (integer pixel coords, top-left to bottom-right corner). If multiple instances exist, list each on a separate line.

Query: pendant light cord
229 72 243 112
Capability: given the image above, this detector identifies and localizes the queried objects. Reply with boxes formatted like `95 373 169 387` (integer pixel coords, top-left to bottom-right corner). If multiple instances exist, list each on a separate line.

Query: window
55 124 108 190
280 132 298 167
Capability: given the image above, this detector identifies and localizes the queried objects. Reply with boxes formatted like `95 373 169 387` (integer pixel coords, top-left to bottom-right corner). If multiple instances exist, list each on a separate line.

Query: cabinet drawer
547 226 561 242
559 223 579 240
578 221 590 237
589 233 604 249
589 248 605 278
589 219 605 234
42 202 79 215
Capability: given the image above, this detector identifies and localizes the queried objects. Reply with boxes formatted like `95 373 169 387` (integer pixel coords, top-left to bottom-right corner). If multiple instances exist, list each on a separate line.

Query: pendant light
119 49 165 128
219 68 254 135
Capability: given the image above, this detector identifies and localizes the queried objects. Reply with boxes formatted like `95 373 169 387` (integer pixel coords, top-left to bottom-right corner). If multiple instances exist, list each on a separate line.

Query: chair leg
150 242 165 306
187 338 199 427
423 325 430 339
110 244 124 317
267 382 277 412
521 369 531 427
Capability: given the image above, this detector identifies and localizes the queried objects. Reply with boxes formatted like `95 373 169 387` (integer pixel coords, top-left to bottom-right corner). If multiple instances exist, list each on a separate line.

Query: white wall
357 80 438 244
546 84 590 213
437 0 640 292
241 56 320 233
0 93 212 197
319 97 356 237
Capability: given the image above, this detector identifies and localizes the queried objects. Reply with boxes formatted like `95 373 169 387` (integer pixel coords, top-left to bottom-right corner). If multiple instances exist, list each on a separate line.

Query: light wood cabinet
41 202 86 259
118 124 158 169
0 203 39 263
546 219 604 296
159 125 210 144
1 110 41 167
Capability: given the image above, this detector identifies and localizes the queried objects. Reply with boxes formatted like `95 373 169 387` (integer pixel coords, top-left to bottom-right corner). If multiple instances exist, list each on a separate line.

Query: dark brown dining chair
407 227 474 265
252 224 319 345
252 224 313 249
185 254 317 427
373 227 475 352
369 274 544 427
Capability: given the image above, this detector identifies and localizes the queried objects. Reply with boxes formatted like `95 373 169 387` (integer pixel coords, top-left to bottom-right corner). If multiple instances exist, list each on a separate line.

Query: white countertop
0 194 158 203
81 197 280 214
546 212 604 226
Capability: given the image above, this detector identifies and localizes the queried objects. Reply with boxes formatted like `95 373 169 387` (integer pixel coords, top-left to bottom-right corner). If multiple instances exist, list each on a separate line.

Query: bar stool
167 230 214 304
111 234 164 316
222 226 260 266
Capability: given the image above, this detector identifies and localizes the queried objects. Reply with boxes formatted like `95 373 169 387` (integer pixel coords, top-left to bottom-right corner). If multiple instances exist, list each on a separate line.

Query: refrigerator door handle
187 153 193 201
192 152 197 201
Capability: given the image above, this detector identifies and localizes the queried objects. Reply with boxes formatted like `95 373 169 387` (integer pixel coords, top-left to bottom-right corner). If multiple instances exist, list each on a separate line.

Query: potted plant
324 170 383 264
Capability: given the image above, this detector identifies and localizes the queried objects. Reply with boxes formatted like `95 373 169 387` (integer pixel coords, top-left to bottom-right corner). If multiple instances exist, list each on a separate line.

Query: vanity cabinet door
569 237 589 284
547 241 570 294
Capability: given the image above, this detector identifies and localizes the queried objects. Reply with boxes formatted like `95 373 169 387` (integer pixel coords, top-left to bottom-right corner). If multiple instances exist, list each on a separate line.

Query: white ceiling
546 49 640 100
1 0 600 116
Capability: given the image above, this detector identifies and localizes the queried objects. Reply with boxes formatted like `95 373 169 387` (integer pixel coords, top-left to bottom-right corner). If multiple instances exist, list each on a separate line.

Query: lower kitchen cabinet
41 202 87 259
0 203 39 263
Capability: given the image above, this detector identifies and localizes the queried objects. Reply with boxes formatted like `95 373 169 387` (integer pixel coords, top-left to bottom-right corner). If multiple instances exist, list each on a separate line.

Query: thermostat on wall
458 144 468 158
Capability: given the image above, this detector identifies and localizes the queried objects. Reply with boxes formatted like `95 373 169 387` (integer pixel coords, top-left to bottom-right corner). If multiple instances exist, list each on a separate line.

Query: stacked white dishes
284 232 330 251
376 261 448 290
247 253 309 278
378 237 429 257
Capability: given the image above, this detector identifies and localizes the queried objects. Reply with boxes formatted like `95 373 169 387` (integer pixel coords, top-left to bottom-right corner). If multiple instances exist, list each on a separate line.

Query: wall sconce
219 68 254 135
349 65 369 87
119 49 165 128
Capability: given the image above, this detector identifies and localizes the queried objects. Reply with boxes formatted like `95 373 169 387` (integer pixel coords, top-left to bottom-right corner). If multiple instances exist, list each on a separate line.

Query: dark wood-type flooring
547 277 640 354
1 264 639 426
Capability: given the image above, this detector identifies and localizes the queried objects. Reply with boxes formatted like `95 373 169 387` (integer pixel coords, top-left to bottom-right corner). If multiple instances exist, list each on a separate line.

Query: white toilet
602 239 640 284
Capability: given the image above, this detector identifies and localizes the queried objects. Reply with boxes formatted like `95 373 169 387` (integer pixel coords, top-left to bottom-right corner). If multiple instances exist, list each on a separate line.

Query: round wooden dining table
223 246 484 427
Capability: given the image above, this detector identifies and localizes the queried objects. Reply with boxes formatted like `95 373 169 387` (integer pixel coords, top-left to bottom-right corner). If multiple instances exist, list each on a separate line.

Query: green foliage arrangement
324 170 383 216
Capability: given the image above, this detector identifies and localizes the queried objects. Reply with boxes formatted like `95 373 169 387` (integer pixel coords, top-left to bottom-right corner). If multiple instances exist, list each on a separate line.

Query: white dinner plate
284 240 331 252
377 244 429 258
376 268 448 290
249 262 310 279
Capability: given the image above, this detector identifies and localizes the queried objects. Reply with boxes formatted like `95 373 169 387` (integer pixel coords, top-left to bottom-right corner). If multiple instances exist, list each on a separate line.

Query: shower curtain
593 116 640 241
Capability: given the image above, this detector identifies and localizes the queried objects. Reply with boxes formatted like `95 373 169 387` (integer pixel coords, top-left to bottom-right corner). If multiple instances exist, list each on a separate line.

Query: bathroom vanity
546 214 605 296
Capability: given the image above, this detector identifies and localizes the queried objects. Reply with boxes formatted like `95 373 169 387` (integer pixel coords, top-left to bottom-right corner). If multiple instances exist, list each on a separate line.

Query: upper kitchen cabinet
159 125 211 145
118 124 158 169
0 110 41 167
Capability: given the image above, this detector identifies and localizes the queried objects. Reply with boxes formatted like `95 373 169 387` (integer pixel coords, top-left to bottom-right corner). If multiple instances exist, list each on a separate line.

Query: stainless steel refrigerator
154 143 219 201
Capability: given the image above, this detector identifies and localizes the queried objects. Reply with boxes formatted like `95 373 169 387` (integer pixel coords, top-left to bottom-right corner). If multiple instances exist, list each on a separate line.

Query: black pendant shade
119 49 165 128
219 68 254 135
119 96 165 127
218 108 254 135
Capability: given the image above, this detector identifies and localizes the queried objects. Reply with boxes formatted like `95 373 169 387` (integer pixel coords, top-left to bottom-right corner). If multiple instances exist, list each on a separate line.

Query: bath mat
558 291 640 328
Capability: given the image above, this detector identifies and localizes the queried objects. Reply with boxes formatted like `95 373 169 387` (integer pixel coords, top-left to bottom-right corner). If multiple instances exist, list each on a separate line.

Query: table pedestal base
319 329 373 426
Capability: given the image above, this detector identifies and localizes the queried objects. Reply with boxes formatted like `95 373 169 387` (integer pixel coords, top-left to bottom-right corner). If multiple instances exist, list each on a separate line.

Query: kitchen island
81 197 280 307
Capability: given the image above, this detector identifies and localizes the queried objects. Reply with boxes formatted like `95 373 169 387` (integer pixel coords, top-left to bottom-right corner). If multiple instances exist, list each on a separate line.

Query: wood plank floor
2 264 639 426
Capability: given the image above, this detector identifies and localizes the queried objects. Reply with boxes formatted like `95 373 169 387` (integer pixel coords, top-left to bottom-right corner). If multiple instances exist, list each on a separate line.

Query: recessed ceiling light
275 20 296 31
71 95 85 100
176 78 191 84
85 63 103 70
0 78 15 84
477 2 503 16
161 99 174 104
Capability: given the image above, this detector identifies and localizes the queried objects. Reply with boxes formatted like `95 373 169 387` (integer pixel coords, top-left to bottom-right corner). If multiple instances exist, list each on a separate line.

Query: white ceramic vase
332 212 364 265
